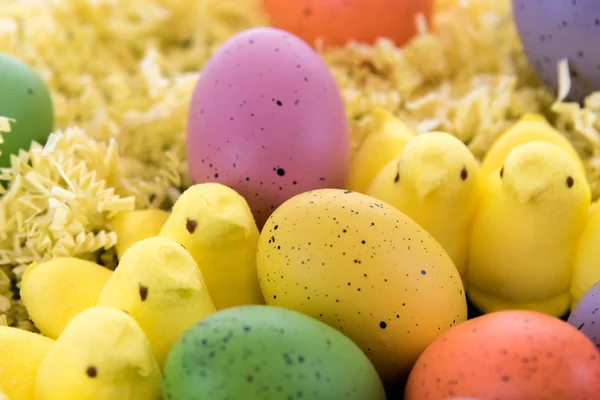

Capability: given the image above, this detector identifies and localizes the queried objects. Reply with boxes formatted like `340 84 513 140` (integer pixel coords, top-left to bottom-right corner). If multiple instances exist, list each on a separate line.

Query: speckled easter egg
405 310 600 400
162 305 386 400
445 398 483 400
257 189 467 383
568 280 600 349
0 53 53 168
187 27 350 228
512 0 600 101
263 0 434 48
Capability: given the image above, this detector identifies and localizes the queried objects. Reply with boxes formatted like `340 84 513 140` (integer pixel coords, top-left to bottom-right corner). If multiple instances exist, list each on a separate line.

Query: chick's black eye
500 167 504 178
86 366 97 378
567 176 574 188
460 167 468 181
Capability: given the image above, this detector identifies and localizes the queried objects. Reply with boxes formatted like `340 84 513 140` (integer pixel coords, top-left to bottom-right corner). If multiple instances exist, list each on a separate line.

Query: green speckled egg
162 305 386 400
0 53 53 168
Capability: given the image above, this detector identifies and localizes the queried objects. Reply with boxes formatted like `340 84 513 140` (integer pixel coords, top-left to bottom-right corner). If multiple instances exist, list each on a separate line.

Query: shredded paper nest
1 0 600 330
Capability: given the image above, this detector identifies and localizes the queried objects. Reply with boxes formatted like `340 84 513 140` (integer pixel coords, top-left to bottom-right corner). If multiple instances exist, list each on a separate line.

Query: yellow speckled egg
256 189 467 383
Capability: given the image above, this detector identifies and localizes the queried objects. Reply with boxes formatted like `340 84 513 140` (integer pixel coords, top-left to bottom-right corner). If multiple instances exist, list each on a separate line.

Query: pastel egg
405 310 600 400
512 0 600 100
568 280 600 349
257 189 467 383
186 27 350 227
163 305 386 400
262 0 434 48
0 53 54 168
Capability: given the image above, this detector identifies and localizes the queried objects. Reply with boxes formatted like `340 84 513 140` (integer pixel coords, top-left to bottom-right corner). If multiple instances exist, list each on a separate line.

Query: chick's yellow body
0 327 53 400
571 200 600 308
480 113 585 176
367 132 480 281
346 108 415 193
96 237 216 368
21 258 112 339
467 141 591 317
34 307 161 400
159 183 264 309
111 209 170 259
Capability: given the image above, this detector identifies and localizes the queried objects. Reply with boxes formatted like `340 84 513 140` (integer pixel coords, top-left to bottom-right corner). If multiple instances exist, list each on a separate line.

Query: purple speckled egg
512 0 600 101
568 280 600 349
187 27 350 228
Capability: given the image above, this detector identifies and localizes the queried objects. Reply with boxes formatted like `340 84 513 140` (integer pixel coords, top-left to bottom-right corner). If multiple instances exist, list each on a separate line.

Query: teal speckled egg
0 53 53 168
162 305 386 400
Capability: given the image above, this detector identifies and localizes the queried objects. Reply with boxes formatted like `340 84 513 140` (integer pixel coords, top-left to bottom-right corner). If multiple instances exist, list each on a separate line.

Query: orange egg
262 0 434 48
405 310 600 400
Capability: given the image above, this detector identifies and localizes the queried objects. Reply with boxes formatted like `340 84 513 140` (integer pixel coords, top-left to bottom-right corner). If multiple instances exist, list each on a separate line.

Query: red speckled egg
405 310 600 400
262 0 434 48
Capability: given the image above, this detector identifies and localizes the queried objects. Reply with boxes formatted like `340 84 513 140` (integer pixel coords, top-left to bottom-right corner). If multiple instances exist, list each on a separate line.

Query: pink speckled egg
187 27 350 228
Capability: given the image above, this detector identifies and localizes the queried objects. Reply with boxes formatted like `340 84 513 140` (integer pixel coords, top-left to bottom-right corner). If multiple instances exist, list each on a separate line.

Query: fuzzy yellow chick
571 200 600 309
346 108 416 193
34 306 161 400
367 132 480 281
480 113 585 176
111 209 170 259
0 326 53 400
20 258 112 339
467 141 591 317
159 183 264 309
96 237 216 368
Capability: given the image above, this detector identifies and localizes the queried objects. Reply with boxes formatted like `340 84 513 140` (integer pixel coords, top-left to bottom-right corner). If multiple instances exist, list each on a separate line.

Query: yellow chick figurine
480 113 585 176
159 183 264 309
96 237 216 368
367 132 480 281
34 306 161 400
467 141 591 317
571 200 600 308
346 108 416 193
0 326 53 400
20 258 112 339
111 209 170 259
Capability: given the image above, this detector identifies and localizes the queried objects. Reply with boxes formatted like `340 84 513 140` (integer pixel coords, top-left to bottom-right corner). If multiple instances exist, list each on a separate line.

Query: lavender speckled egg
512 0 600 101
187 27 350 228
568 280 600 349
